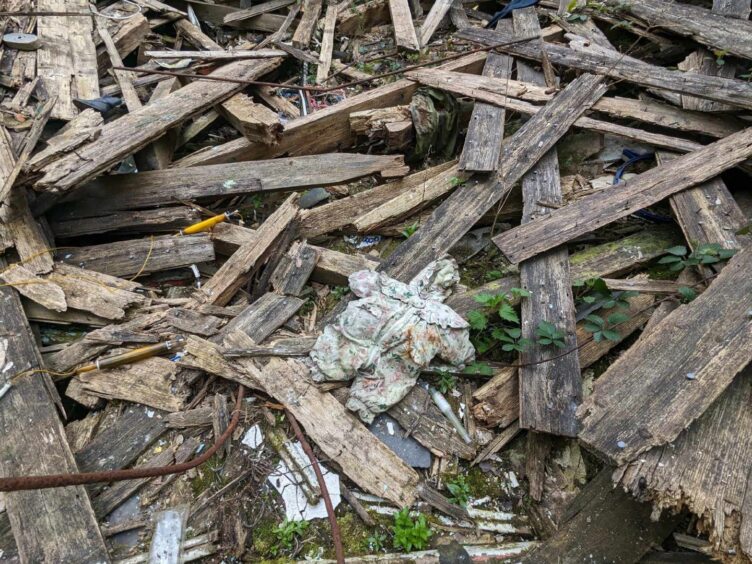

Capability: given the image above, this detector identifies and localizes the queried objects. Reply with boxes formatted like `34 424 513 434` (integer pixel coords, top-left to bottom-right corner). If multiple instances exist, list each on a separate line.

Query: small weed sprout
392 508 432 552
366 532 387 552
658 244 737 272
436 371 457 394
446 475 471 507
536 320 567 349
270 519 309 556
401 222 419 238
584 312 629 342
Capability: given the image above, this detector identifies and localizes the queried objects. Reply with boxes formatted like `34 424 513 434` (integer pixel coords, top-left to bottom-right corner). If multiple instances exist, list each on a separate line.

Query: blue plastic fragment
485 0 540 28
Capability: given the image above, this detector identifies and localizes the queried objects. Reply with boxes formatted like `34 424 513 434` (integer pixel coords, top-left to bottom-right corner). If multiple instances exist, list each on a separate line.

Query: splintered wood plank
618 365 752 560
32 57 283 207
49 207 198 239
37 0 100 120
578 247 752 465
458 21 513 172
388 0 420 50
61 234 215 278
0 259 108 563
218 92 282 145
381 72 607 283
253 358 421 506
4 191 54 275
221 293 304 342
521 469 681 563
95 6 149 74
658 151 745 252
513 7 581 438
0 265 67 312
292 0 323 47
196 194 299 306
270 242 319 296
603 0 752 61
61 153 403 216
456 27 752 111
223 0 297 23
173 51 486 167
95 17 142 112
419 0 454 47
316 3 338 83
493 127 752 265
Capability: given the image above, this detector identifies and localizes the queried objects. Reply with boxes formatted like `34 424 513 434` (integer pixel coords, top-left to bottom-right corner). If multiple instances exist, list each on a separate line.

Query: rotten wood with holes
59 153 403 217
292 0 323 47
493 127 752 264
195 194 298 306
381 72 607 283
0 259 109 563
457 27 752 111
36 0 100 120
60 233 215 278
316 3 338 83
521 468 682 563
617 363 752 560
31 57 284 210
578 247 752 465
173 52 486 167
514 7 581 438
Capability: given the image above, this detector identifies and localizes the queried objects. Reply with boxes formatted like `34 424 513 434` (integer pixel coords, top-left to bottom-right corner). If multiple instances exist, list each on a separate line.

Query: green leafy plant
401 222 419 238
463 361 495 376
484 269 503 282
713 49 729 66
446 475 471 507
575 277 637 309
492 326 533 353
270 519 309 556
565 0 588 21
331 286 350 301
392 508 432 552
677 286 697 303
367 532 387 552
449 175 465 188
658 244 737 272
583 312 629 342
536 321 567 349
436 371 457 394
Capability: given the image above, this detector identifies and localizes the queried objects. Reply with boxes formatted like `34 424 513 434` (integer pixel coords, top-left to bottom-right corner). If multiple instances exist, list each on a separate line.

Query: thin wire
109 33 538 94
128 235 155 281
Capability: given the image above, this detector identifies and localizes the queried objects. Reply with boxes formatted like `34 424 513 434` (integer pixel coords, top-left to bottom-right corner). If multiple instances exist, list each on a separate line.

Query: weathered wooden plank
95 17 141 112
145 49 287 60
223 0 296 24
4 191 54 275
50 207 198 239
195 195 298 306
316 4 338 83
381 72 607 283
270 242 319 296
521 469 681 563
299 160 456 238
352 164 463 232
25 109 103 173
406 68 707 154
578 247 752 465
0 259 109 563
456 27 752 111
221 292 304 342
218 92 282 145
67 357 189 412
32 57 284 207
173 52 486 167
618 365 752 560
388 0 420 50
603 0 752 60
514 7 580 438
659 151 745 253
0 265 66 312
292 0 323 47
419 0 453 47
61 234 215 278
95 5 149 74
60 154 403 216
37 0 100 120
458 49 512 172
493 127 752 264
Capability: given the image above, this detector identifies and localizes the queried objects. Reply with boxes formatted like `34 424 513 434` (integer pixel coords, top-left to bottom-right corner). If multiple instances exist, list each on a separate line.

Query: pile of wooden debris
1 0 752 561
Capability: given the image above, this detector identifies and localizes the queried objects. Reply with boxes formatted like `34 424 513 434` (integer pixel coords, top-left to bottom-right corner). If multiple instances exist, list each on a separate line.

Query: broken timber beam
292 0 323 47
0 259 109 562
456 27 752 111
388 0 420 50
57 153 404 216
316 3 338 83
493 127 752 264
514 7 581 438
381 72 607 282
31 57 284 210
602 0 752 61
578 247 752 465
419 0 453 47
